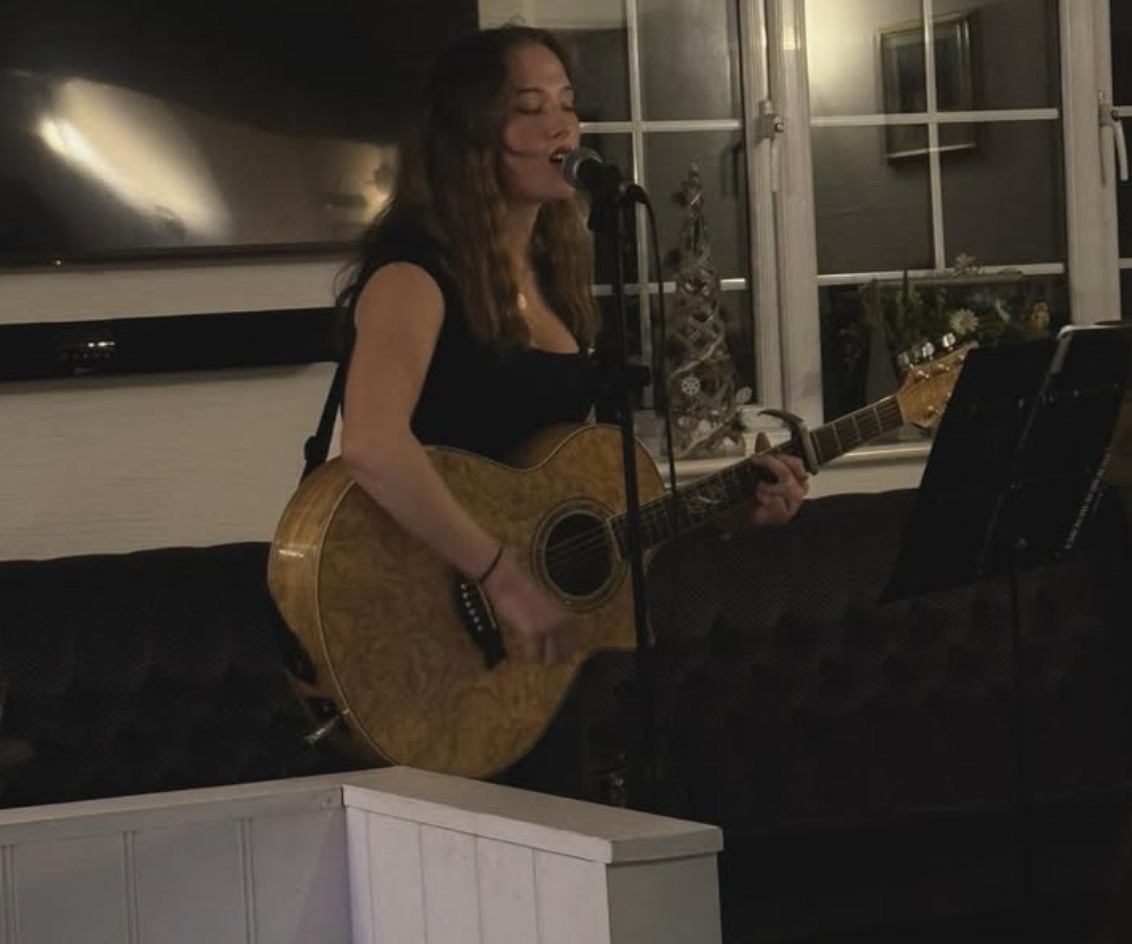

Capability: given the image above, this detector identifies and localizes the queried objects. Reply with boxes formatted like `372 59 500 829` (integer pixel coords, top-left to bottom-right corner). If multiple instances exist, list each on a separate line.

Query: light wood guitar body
268 425 663 780
268 342 972 778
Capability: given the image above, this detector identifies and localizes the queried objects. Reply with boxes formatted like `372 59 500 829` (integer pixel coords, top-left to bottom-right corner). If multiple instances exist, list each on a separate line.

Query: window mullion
921 0 947 270
768 0 823 422
1062 0 1120 323
739 0 785 413
622 0 654 408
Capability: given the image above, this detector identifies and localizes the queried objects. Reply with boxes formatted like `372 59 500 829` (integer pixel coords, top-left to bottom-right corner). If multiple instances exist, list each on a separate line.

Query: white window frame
749 0 1124 485
1063 0 1121 323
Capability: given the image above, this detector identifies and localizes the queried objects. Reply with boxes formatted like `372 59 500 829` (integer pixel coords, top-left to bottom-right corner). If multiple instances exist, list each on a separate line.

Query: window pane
637 0 740 120
643 132 749 282
820 283 886 421
581 133 638 284
655 287 755 394
806 0 1058 119
719 287 755 390
593 292 647 417
1121 156 1132 259
942 121 1064 266
812 125 933 273
650 287 756 436
935 0 1059 110
1115 0 1132 105
563 28 631 123
485 2 632 121
820 273 1068 420
806 0 923 119
1121 269 1132 320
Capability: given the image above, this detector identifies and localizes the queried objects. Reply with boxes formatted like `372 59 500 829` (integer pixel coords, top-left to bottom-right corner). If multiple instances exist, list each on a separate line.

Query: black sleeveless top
353 223 596 461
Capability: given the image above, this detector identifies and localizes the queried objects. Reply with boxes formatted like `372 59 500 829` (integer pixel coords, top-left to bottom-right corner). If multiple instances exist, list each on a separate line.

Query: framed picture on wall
880 11 977 160
0 1 479 268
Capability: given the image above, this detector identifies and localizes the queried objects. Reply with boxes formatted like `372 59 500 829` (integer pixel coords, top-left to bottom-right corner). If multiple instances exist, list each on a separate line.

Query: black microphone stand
584 168 660 813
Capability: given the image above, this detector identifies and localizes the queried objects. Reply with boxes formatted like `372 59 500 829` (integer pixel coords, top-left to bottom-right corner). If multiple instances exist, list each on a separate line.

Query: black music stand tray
881 323 1132 928
885 324 1131 602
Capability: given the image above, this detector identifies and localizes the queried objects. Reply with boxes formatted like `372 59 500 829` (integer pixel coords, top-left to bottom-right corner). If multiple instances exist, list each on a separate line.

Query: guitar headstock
894 339 976 432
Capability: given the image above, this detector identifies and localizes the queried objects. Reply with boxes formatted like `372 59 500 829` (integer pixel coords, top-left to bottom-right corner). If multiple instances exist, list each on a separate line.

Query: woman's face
497 42 580 206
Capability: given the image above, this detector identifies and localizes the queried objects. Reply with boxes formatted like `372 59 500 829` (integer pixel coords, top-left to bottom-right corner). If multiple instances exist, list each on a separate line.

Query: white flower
948 308 979 336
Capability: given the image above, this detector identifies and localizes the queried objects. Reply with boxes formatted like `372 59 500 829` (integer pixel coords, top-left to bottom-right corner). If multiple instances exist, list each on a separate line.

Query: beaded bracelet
476 543 505 584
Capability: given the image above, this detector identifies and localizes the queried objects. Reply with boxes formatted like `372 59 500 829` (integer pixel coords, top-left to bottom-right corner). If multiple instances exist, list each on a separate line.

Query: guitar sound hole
544 512 614 598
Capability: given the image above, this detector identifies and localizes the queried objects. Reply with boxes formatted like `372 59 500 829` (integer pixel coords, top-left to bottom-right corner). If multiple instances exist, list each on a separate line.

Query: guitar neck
610 395 905 553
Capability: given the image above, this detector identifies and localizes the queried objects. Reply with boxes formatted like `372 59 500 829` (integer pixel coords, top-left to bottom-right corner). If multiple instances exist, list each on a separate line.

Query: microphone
560 147 625 194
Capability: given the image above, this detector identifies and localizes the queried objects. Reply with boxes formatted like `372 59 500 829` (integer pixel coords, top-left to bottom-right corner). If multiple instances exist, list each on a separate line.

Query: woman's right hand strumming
481 549 577 665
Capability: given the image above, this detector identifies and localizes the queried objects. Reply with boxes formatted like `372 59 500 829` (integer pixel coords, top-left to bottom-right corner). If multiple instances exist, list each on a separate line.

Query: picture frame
880 11 977 160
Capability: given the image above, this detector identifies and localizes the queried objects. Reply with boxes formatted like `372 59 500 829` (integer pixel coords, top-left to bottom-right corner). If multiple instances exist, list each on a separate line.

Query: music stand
882 323 1132 930
885 324 1131 600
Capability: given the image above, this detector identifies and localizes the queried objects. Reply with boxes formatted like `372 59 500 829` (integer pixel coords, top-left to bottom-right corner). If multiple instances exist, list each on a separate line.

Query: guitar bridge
454 578 506 668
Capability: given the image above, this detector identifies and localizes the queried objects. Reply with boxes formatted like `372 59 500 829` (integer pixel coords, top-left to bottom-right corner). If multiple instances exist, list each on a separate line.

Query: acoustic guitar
267 343 972 779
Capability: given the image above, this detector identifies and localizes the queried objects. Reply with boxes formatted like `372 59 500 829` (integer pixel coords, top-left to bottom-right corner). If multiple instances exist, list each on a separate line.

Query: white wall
0 259 346 560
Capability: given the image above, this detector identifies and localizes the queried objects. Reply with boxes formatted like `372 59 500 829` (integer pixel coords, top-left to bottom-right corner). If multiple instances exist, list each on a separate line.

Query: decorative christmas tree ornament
663 164 750 459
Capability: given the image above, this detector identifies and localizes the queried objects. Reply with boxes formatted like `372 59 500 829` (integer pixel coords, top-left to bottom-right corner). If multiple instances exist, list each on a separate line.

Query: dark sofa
0 543 352 807
2 487 1130 944
641 486 1132 943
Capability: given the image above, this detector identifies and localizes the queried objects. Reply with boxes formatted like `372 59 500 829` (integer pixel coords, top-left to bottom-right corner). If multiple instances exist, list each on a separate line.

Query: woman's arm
340 263 574 664
340 263 498 579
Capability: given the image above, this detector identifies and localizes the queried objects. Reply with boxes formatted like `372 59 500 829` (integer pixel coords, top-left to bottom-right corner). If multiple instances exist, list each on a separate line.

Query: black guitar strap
301 358 348 480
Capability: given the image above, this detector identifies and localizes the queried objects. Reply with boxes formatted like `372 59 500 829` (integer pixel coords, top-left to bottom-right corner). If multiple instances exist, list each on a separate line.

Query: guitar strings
528 396 916 570
538 452 782 569
538 476 740 569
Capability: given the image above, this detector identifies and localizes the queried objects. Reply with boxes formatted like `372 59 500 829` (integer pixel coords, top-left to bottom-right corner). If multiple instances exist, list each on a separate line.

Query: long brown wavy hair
338 25 597 347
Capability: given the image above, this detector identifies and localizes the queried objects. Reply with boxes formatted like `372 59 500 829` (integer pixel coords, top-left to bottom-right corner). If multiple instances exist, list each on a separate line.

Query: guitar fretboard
609 395 905 553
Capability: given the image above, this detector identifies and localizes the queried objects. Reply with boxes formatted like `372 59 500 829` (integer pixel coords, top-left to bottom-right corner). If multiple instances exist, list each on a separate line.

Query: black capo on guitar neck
758 408 820 474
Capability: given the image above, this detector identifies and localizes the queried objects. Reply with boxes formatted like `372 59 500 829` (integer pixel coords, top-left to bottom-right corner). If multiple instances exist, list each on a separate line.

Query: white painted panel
251 809 351 944
0 770 724 944
608 855 722 944
0 259 341 324
474 838 538 944
133 820 246 944
365 813 426 944
9 834 129 944
0 364 339 560
1 846 14 944
345 808 375 944
533 851 610 944
341 768 723 864
0 776 348 847
0 254 346 560
419 826 481 944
